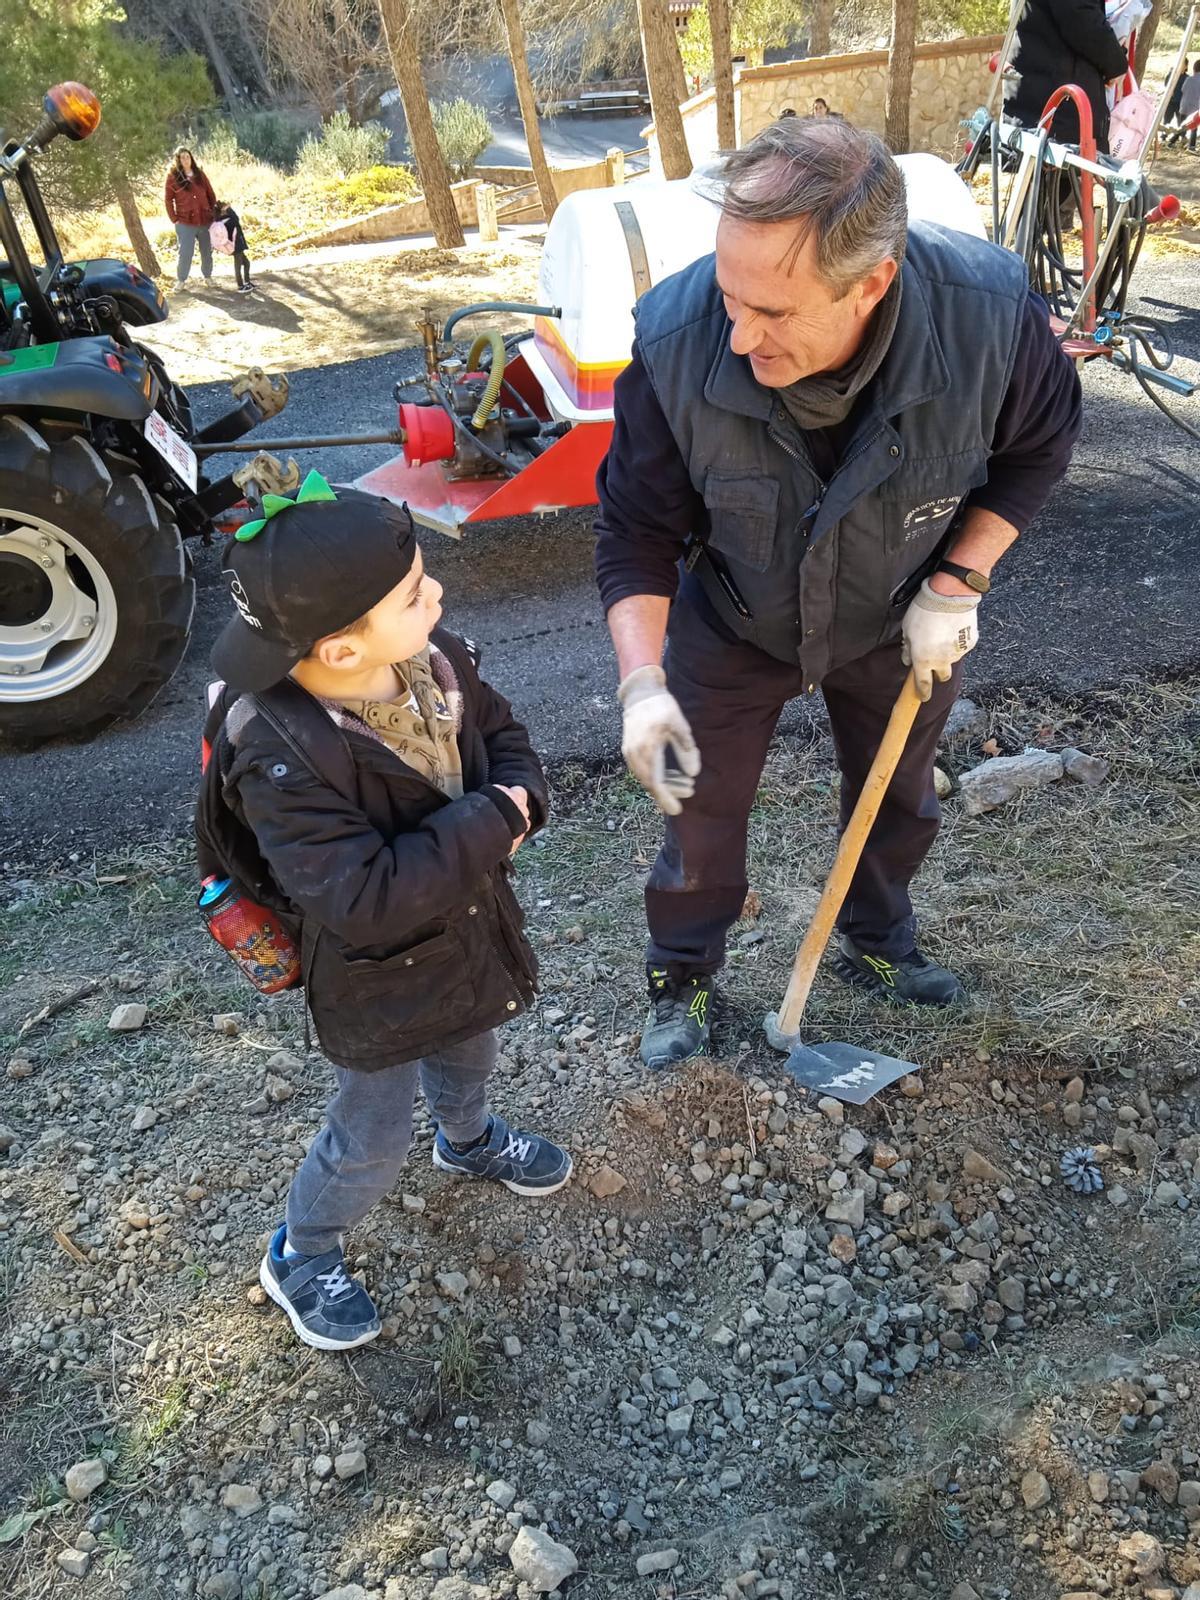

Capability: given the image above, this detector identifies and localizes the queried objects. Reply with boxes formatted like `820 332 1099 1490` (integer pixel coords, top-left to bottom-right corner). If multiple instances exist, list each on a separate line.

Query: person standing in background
165 148 216 291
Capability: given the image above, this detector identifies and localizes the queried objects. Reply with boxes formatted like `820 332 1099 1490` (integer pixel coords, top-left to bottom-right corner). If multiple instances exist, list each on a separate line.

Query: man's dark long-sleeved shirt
595 290 1082 613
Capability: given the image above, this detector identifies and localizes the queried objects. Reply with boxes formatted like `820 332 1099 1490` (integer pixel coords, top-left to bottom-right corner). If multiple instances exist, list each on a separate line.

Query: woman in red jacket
165 148 217 290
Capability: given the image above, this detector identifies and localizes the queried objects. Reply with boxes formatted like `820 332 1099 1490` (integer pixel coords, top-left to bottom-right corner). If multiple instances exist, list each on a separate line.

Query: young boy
214 200 252 293
207 476 571 1351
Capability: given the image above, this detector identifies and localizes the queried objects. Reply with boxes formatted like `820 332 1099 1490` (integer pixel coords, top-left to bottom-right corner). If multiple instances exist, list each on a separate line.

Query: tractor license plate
144 411 198 491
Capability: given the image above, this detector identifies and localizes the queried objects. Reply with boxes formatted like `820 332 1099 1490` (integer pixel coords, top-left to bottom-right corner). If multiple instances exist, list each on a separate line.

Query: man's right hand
618 665 701 815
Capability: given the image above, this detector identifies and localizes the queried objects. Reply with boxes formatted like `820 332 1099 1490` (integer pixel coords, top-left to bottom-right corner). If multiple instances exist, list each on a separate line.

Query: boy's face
315 546 443 672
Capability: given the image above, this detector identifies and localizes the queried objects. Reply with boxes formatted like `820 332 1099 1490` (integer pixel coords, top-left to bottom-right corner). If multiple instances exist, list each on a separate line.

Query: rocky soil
1 679 1198 1600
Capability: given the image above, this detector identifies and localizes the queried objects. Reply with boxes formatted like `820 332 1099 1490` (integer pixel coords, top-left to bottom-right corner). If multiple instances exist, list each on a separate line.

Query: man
595 117 1082 1070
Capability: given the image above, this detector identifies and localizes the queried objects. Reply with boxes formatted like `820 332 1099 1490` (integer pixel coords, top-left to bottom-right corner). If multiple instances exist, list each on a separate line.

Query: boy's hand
495 784 530 854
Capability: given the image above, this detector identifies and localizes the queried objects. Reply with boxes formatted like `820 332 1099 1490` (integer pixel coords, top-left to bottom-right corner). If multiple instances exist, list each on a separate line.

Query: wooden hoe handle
774 670 924 1037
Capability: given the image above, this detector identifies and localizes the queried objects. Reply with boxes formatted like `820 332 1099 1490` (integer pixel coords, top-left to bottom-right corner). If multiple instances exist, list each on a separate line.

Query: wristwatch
936 560 991 595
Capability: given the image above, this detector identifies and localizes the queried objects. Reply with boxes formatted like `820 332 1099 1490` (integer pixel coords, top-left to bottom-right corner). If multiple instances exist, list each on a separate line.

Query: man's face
715 212 897 388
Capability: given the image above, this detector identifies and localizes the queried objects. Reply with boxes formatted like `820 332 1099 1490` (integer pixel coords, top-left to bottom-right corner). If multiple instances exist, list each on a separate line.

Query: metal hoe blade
764 1012 920 1106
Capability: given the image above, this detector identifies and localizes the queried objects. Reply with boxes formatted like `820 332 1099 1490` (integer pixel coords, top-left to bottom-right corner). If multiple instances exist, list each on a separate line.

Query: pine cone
1061 1146 1104 1194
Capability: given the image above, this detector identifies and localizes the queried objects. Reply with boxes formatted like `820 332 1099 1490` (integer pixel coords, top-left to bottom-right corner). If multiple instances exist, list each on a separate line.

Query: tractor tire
0 416 195 744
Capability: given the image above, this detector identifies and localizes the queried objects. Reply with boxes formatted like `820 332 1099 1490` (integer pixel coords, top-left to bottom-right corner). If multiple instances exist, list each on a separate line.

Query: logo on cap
224 571 263 631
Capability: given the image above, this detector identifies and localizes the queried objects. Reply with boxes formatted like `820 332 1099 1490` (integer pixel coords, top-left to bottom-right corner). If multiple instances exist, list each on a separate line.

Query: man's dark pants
645 599 961 979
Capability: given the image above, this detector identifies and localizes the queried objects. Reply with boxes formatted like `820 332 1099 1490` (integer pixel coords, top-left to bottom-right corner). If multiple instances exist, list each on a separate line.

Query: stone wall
738 35 1001 154
282 179 481 250
647 34 1002 169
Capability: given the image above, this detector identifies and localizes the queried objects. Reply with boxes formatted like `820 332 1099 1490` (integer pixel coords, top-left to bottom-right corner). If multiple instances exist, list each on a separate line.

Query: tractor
0 82 288 743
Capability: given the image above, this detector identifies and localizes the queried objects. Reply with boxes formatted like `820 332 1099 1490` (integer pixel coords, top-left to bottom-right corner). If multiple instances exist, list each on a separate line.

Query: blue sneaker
259 1226 381 1351
432 1114 573 1196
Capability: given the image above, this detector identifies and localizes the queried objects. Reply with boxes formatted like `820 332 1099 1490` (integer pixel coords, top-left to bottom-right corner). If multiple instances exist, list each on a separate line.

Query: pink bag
209 218 236 255
1109 80 1156 158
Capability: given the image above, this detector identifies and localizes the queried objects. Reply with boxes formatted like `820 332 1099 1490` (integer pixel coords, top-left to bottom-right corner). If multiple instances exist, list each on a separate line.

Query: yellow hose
465 331 506 429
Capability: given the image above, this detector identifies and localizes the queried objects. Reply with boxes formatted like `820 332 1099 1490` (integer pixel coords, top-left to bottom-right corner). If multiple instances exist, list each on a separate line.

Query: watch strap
936 560 990 594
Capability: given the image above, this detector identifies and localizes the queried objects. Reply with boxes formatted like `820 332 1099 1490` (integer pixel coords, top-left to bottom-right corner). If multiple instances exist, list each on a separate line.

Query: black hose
442 302 561 341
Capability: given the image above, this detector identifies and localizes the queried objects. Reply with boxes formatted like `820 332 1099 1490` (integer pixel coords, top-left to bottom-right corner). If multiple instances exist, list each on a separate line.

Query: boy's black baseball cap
212 484 417 694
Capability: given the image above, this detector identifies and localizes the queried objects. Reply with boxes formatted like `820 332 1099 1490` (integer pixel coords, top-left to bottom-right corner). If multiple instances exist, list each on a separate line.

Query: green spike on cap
235 468 339 541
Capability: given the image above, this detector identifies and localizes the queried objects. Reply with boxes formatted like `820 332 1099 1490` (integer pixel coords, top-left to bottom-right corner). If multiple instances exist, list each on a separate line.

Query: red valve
398 402 455 466
1145 195 1180 225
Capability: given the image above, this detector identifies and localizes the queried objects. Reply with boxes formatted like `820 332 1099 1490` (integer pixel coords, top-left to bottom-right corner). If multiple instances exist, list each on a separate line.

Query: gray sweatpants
175 222 213 282
285 1030 497 1257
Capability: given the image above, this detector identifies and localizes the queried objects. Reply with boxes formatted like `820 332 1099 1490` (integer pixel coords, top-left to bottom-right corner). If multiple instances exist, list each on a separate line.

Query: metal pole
192 431 404 458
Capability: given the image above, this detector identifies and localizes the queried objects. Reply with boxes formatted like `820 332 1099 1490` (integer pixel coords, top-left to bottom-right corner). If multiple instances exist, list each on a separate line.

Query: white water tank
520 155 986 425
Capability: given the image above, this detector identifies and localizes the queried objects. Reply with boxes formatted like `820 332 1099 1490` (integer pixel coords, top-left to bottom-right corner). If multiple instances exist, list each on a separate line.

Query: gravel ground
1 676 1198 1599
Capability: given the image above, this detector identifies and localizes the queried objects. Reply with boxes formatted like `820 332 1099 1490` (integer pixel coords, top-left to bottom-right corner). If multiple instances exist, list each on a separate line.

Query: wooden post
477 183 499 242
606 146 626 185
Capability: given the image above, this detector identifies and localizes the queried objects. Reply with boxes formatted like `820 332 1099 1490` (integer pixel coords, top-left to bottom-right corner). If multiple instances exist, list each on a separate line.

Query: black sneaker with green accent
641 967 716 1070
832 935 965 1007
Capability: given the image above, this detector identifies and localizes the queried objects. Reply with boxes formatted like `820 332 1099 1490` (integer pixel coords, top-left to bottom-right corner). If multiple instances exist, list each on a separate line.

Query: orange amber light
44 82 102 141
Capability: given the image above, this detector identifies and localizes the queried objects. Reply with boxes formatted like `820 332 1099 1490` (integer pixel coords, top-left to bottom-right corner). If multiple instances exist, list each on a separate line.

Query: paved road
2 263 1197 868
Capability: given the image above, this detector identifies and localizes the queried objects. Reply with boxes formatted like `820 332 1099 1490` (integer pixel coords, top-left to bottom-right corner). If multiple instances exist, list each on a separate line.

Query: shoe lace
501 1132 532 1164
315 1263 355 1301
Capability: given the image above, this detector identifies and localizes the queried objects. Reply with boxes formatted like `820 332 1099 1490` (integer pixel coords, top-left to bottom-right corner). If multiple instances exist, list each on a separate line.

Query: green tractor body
0 83 284 743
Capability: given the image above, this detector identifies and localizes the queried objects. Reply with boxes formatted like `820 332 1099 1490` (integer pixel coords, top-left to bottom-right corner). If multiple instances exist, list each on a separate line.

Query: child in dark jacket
214 200 252 293
207 474 571 1350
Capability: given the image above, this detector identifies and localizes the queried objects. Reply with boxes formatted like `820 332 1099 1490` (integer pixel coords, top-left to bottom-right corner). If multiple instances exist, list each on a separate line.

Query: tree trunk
239 14 274 97
499 0 559 221
670 19 690 106
189 0 242 104
113 170 161 278
1134 0 1162 81
378 0 466 247
638 0 693 179
808 0 832 57
708 0 737 149
884 0 918 153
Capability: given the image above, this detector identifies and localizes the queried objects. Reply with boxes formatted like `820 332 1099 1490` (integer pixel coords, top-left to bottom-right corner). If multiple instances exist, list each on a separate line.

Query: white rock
314 1588 371 1600
933 765 953 799
824 1189 865 1229
503 1336 522 1358
1061 746 1110 785
665 1404 694 1441
816 1096 844 1123
943 696 986 739
334 1449 367 1479
436 1270 469 1301
130 1105 158 1132
959 749 1064 815
65 1458 107 1501
221 1483 262 1517
109 1003 147 1032
486 1478 517 1510
1021 1469 1051 1509
56 1549 91 1578
636 1548 681 1576
420 1547 450 1570
0 1125 16 1153
508 1525 579 1590
401 1192 426 1214
211 1013 241 1036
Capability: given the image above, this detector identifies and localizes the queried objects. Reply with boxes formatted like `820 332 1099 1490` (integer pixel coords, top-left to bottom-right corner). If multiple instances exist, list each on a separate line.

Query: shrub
197 120 241 168
296 111 391 179
330 164 420 213
431 99 493 179
231 110 310 171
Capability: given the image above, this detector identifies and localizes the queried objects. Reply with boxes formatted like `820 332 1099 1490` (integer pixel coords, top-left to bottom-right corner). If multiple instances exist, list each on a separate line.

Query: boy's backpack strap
251 679 357 806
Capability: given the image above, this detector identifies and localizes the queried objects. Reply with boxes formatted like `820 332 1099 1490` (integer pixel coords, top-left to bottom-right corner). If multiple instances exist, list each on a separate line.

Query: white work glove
618 664 701 816
901 579 981 702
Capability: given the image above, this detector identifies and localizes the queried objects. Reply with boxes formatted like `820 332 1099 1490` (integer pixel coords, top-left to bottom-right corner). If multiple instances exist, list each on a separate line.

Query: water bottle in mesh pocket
199 876 301 994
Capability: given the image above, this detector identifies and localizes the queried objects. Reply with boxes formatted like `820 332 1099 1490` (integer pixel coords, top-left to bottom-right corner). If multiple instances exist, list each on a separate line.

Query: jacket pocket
703 473 780 572
344 929 477 1045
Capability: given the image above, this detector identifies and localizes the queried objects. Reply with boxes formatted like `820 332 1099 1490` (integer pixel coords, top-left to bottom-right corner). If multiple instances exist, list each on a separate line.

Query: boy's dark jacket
208 628 545 1071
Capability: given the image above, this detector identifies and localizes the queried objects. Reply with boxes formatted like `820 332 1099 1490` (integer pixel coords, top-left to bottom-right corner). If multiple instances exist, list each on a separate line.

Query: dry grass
56 156 422 268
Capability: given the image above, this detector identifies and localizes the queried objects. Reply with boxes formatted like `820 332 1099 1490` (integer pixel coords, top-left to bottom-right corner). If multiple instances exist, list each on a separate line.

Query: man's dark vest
633 222 1028 688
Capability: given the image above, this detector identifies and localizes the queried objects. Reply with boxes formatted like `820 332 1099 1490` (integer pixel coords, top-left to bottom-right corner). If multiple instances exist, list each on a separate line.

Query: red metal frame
1038 84 1098 332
